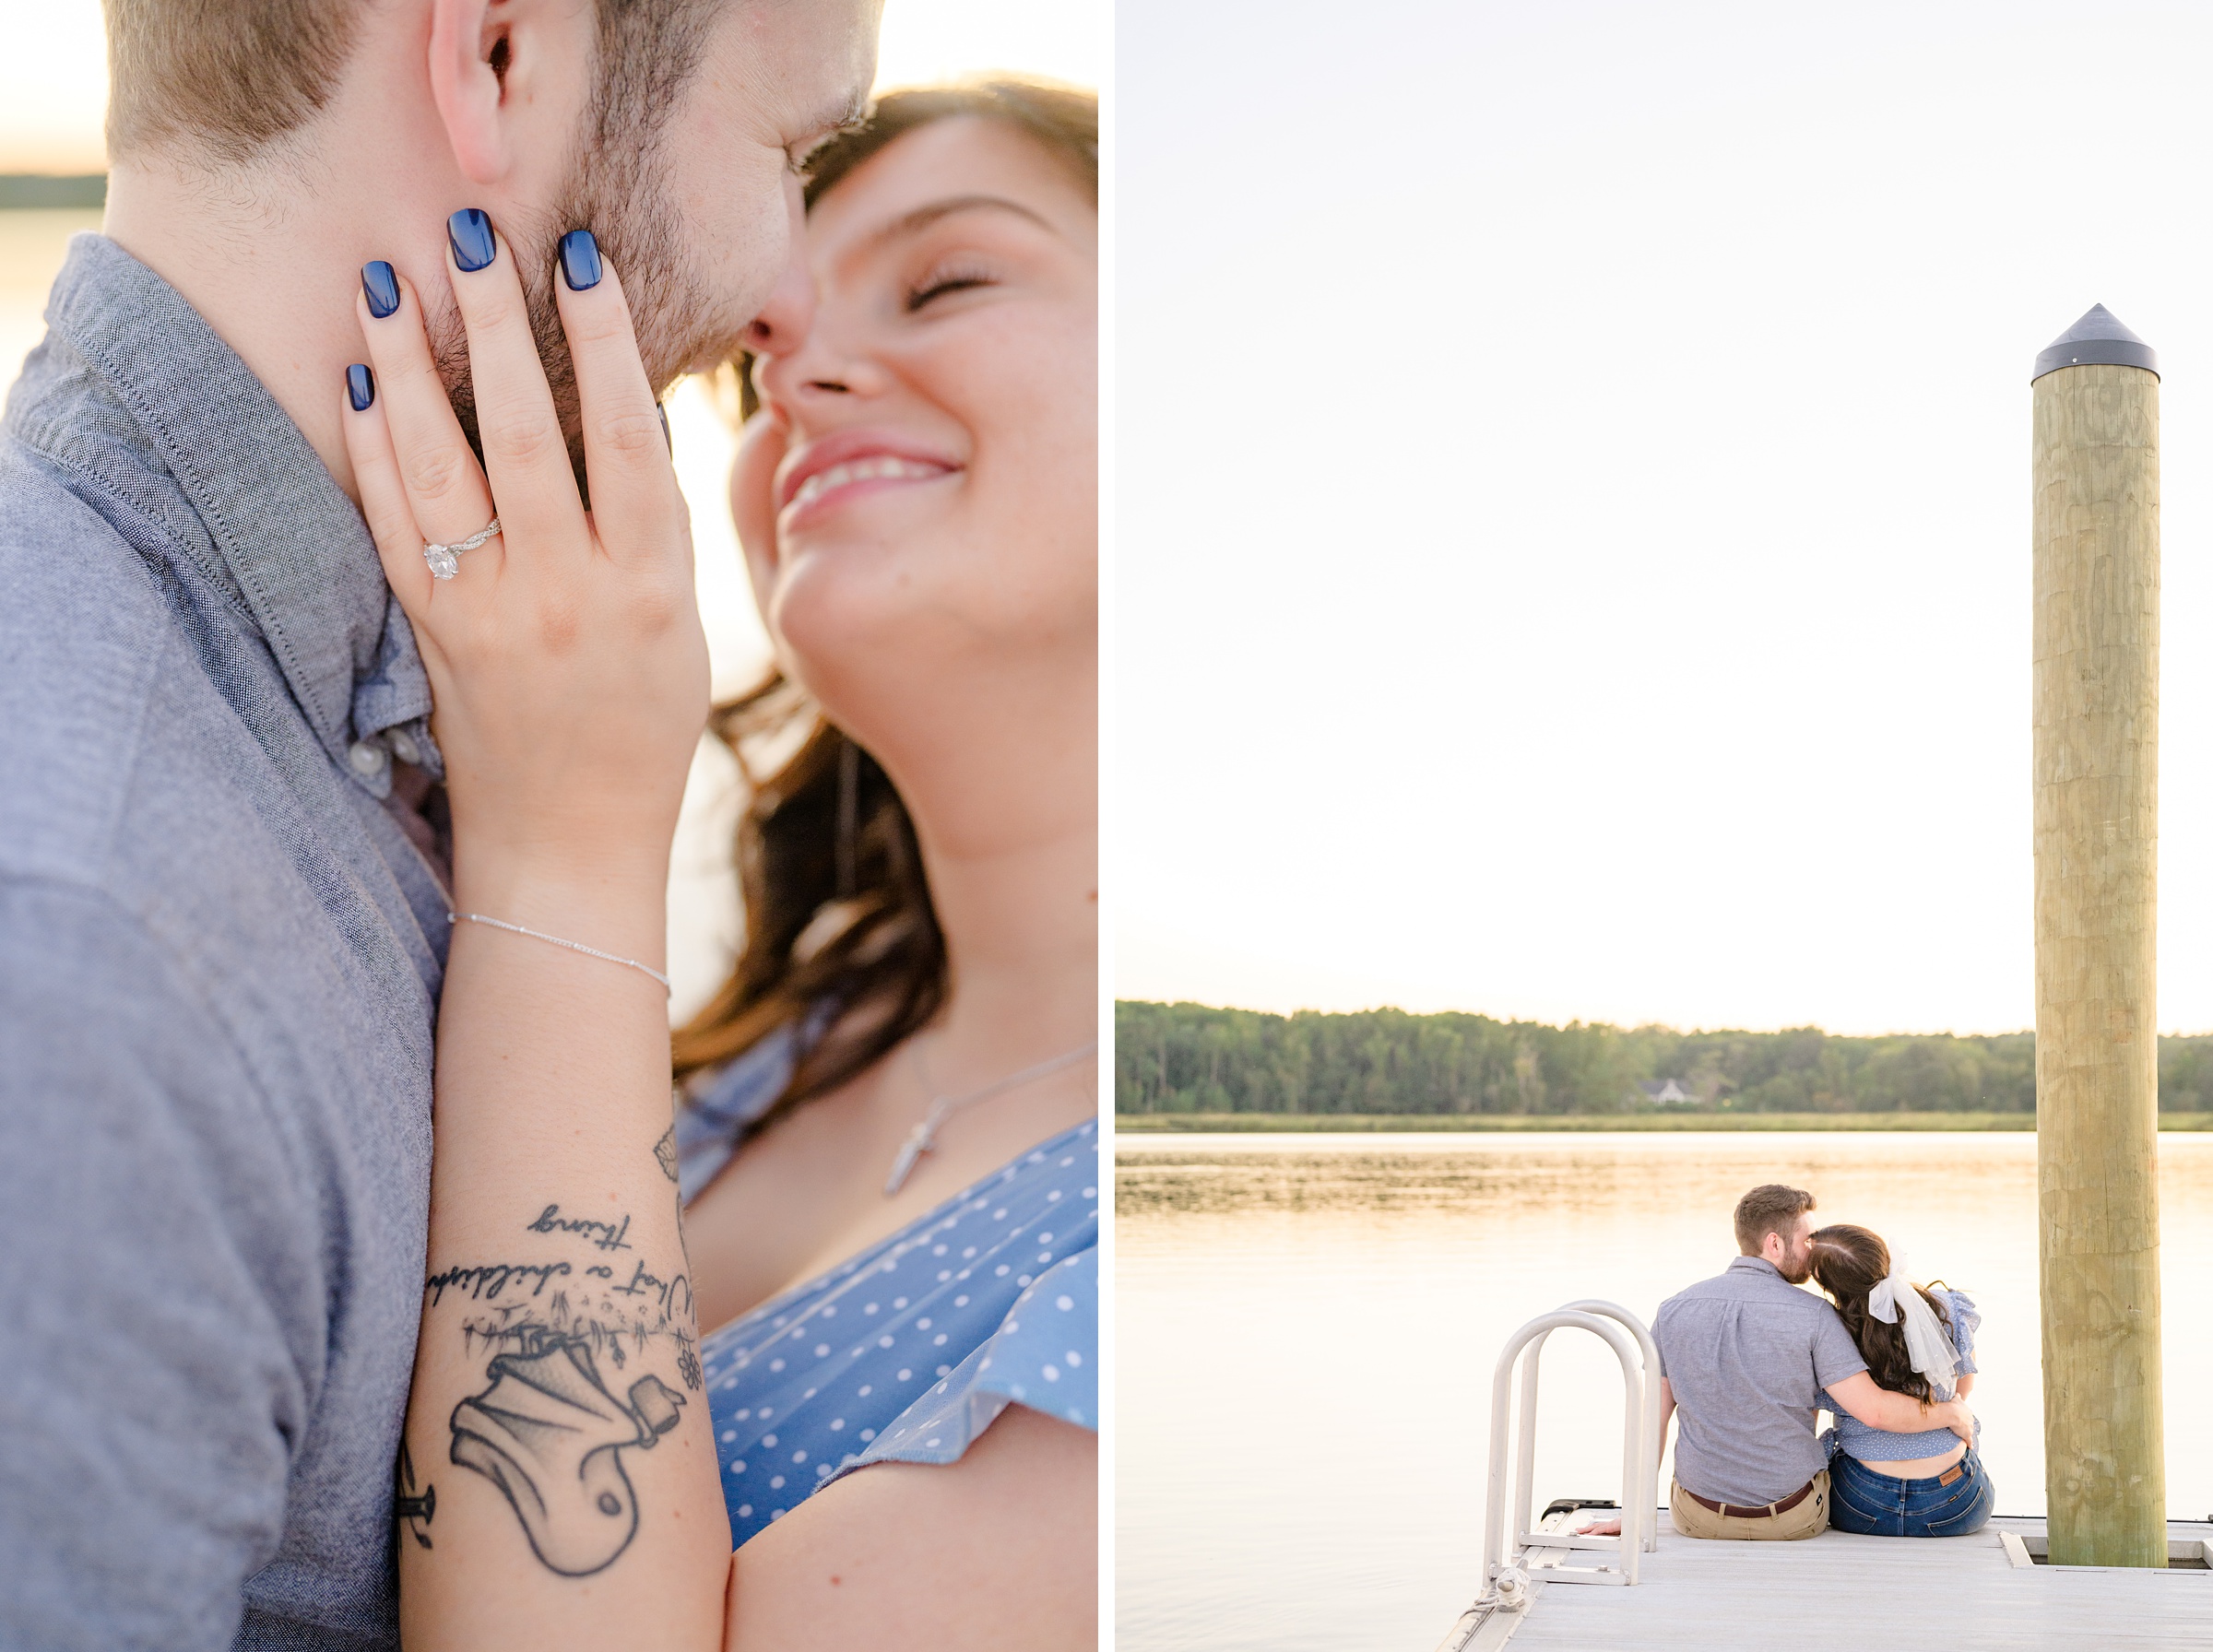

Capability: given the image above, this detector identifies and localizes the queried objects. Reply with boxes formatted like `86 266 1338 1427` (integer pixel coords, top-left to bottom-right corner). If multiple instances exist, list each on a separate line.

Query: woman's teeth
790 455 946 510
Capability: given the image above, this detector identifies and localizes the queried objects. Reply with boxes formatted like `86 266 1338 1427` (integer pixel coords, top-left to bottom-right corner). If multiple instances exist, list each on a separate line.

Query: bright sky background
0 0 1102 169
1118 0 2213 1035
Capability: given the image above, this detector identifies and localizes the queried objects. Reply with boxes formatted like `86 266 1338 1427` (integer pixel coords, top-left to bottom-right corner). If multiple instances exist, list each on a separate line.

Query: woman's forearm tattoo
418 1191 701 1576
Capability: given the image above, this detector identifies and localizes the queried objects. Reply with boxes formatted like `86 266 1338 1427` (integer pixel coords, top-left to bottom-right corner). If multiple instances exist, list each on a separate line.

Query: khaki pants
1669 1470 1829 1540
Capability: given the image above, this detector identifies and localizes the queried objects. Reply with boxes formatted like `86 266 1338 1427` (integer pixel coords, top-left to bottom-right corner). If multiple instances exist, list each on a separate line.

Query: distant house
1639 1078 1696 1107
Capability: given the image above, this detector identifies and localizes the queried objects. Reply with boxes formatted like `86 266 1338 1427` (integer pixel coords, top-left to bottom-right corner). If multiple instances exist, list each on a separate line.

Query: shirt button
348 739 387 775
387 728 422 766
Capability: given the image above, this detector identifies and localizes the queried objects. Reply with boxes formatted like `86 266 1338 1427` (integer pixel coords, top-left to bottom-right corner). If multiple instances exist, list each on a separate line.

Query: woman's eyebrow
860 195 1058 253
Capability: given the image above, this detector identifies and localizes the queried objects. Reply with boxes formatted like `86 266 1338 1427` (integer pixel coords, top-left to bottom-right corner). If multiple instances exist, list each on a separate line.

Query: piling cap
2032 305 2159 383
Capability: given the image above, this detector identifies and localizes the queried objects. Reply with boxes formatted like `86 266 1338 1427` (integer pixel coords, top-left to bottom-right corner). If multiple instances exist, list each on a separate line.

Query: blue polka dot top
678 1031 1100 1546
1823 1287 1982 1462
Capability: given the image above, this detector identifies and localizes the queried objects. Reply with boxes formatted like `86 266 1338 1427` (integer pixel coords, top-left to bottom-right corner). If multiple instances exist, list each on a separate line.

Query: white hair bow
1866 1257 1958 1394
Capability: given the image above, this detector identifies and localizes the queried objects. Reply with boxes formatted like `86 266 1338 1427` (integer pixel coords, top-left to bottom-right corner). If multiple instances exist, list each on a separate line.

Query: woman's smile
775 426 963 529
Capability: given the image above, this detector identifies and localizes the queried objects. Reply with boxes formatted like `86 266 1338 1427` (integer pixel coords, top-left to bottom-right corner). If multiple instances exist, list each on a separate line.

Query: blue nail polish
657 403 670 451
447 208 496 273
347 363 375 412
559 229 602 292
361 260 399 318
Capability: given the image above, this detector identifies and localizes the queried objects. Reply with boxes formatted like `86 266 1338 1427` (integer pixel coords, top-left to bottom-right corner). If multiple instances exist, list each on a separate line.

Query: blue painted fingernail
658 403 670 451
347 363 374 412
559 229 602 292
361 260 399 318
447 208 496 272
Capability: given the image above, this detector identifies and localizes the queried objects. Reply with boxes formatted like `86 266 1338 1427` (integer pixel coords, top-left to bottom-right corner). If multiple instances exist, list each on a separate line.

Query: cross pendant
884 1120 937 1197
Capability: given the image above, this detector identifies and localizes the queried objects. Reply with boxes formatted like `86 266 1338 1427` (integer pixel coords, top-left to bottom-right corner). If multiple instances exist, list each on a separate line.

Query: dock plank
1503 1517 2213 1650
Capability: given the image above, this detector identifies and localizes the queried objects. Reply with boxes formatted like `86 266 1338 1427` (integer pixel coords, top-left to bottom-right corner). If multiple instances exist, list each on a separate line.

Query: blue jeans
1827 1446 1995 1537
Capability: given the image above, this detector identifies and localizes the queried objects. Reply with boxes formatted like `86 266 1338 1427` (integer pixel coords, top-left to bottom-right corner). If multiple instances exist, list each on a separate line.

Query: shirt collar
1728 1255 1786 1281
38 234 434 791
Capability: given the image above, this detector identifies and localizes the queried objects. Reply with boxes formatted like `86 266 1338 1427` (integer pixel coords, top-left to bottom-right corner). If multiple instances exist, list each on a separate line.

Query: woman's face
731 115 1097 718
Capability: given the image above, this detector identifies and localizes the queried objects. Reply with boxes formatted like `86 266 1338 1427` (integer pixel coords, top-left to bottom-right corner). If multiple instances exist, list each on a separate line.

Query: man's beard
429 155 743 502
428 20 751 500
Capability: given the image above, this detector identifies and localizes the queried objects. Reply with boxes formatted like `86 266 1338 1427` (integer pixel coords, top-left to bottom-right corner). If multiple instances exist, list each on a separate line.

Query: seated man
1651 1184 1973 1540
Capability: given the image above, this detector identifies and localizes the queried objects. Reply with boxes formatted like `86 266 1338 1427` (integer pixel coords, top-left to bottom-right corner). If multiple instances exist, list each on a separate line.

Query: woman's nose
743 176 817 355
756 301 889 407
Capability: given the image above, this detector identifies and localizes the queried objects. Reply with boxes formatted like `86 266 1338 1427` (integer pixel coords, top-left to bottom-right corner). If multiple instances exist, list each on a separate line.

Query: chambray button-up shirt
0 235 450 1650
1654 1255 1870 1507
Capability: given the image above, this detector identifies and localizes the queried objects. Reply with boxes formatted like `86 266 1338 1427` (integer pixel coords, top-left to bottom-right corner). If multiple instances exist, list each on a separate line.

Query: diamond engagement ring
422 515 501 580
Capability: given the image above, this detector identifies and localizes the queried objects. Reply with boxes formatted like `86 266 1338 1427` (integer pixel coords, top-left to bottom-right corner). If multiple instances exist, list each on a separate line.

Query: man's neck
104 157 396 505
101 51 485 510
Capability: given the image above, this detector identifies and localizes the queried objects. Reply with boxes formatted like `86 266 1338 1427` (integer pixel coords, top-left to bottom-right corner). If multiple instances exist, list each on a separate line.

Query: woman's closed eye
905 257 999 313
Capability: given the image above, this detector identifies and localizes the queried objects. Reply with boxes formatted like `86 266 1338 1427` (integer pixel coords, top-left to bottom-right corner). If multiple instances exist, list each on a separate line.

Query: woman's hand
342 216 709 914
354 218 728 1652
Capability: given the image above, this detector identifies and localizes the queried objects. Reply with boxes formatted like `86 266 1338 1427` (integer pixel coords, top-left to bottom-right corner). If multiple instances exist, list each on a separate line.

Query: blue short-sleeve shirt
681 1037 1098 1545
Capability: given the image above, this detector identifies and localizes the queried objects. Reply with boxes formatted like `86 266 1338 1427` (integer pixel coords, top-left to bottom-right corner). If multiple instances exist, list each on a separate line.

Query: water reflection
1117 1132 2213 1652
1118 1150 1572 1214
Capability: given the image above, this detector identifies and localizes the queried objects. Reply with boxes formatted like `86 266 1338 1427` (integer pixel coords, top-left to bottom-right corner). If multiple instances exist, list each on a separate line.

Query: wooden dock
1438 1514 2213 1651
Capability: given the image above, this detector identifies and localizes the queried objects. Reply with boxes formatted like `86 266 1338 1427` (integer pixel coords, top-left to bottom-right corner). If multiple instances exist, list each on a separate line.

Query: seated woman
1810 1224 1994 1538
341 78 1095 1650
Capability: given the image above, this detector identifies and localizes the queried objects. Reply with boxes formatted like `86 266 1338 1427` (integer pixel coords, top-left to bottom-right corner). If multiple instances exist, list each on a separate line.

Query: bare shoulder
724 1406 1095 1652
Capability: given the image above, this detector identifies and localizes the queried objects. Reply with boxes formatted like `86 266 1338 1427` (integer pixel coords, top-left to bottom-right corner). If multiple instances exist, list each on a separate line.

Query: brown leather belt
1682 1477 1817 1520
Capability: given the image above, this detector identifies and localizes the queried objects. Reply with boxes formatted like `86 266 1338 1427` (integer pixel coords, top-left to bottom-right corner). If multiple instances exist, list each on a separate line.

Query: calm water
1116 1131 2213 1652
0 209 100 381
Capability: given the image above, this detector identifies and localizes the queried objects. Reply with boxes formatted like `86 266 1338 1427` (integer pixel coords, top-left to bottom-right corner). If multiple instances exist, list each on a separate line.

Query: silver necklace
884 1037 1098 1196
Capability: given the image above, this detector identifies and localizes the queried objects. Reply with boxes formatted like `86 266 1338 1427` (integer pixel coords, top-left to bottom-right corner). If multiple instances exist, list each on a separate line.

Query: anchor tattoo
395 1440 436 1552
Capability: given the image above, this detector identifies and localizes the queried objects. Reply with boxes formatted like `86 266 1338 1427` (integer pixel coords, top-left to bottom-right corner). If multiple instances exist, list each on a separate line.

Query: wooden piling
2030 304 2166 1568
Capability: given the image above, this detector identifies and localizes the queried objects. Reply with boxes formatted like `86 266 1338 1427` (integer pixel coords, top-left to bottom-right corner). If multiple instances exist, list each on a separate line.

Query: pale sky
0 0 1103 171
1117 0 2213 1035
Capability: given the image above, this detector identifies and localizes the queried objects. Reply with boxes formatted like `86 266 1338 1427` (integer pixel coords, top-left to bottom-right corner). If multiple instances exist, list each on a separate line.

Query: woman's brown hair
669 77 1098 1121
1808 1224 1953 1404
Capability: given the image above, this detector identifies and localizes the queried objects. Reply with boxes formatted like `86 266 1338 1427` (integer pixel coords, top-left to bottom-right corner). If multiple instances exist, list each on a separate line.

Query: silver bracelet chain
448 911 673 995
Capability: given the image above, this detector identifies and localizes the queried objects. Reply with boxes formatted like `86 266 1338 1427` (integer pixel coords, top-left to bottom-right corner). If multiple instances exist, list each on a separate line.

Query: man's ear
427 0 510 186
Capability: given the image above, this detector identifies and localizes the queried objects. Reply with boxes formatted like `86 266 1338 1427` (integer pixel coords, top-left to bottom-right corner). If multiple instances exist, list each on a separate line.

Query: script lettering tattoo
609 1257 692 1317
448 1327 684 1575
658 1108 695 1279
425 1259 572 1305
395 1440 436 1552
526 1204 633 1252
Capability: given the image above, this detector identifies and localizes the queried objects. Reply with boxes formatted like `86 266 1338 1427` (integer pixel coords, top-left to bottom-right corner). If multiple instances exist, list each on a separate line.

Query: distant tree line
1115 1000 2213 1116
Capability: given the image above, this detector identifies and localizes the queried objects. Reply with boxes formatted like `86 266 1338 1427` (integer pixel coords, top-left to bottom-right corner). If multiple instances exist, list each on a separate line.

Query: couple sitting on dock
1645 1184 1990 1541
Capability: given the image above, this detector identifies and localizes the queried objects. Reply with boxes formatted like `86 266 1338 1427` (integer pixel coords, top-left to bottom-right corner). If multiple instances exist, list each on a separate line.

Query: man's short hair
1734 1184 1816 1255
104 0 724 166
105 0 361 164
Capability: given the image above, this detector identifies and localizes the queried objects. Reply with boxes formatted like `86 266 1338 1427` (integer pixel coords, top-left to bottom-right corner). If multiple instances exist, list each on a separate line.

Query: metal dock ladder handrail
1480 1299 1662 1597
